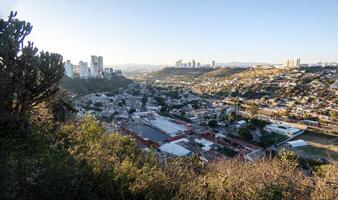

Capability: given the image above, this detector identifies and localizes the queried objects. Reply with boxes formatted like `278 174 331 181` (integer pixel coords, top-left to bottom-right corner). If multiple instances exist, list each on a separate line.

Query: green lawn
260 133 289 147
297 146 338 161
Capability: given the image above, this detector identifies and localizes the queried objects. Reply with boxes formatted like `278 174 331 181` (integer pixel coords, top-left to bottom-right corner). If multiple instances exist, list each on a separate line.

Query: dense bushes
239 128 253 140
1 115 337 199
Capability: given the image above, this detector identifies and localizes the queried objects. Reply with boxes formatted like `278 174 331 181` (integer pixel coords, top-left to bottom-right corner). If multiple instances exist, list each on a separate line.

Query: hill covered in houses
1 11 338 200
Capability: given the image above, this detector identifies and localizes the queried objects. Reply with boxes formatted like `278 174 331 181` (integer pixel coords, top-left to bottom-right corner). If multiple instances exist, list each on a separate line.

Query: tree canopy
0 12 64 135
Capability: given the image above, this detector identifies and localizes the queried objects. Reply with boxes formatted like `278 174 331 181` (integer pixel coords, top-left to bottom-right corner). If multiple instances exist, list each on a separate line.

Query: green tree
239 128 253 140
228 111 237 122
247 102 259 118
129 107 136 114
329 110 337 122
208 120 218 128
0 12 64 135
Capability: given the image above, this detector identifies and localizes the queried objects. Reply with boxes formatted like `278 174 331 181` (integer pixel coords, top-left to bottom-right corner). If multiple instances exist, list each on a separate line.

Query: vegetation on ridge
1 116 337 199
61 75 132 96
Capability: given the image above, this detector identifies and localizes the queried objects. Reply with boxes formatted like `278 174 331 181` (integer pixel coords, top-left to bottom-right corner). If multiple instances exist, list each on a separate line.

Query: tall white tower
64 60 73 78
296 58 301 67
79 61 89 78
212 60 216 68
192 59 196 68
98 56 103 73
91 55 103 76
175 59 182 68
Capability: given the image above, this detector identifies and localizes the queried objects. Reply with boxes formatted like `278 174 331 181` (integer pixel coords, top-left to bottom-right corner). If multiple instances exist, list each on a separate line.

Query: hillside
198 67 248 80
146 67 216 80
192 67 337 101
193 68 288 96
61 75 132 96
1 115 337 199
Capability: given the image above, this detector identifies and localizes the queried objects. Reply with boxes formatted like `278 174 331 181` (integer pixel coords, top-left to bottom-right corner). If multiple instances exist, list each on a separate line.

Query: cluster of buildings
194 66 337 125
175 59 216 68
73 81 315 162
283 58 301 68
70 60 337 162
280 59 338 68
64 55 122 79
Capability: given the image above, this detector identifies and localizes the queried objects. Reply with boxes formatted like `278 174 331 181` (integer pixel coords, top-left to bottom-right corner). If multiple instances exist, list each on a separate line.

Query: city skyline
1 0 338 66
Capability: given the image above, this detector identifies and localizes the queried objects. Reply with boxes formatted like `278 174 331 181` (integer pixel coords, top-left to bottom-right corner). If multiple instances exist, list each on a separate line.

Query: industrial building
264 123 304 137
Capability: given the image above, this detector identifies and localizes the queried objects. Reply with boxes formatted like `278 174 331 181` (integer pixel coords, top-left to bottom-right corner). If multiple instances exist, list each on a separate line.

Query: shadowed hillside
61 75 132 96
198 67 248 80
146 67 216 80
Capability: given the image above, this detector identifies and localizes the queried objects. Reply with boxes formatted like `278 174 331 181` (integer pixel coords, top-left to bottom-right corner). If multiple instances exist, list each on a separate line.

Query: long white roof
150 117 188 136
286 140 308 148
265 123 302 135
160 143 191 156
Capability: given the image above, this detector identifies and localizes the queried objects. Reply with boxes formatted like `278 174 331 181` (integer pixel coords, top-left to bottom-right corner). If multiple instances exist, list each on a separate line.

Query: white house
236 120 247 129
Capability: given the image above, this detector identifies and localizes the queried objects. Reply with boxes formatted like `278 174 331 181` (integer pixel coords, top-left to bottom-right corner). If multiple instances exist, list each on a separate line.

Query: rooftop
159 141 191 156
286 140 308 148
264 123 303 136
128 124 171 143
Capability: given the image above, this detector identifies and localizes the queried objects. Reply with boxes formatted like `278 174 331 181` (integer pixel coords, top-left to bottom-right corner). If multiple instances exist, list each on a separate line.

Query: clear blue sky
1 0 338 65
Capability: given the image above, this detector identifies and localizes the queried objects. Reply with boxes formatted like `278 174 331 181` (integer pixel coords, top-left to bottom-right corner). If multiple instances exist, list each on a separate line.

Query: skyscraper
175 59 182 68
296 58 301 67
91 55 104 76
64 60 73 78
212 60 216 68
192 59 196 68
79 61 89 78
98 56 103 73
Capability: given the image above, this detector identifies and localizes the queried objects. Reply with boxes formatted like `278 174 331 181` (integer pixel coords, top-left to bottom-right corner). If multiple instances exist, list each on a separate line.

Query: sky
1 0 338 66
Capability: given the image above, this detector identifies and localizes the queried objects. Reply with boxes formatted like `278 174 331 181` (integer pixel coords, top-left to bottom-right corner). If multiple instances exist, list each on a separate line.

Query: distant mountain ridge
114 63 169 72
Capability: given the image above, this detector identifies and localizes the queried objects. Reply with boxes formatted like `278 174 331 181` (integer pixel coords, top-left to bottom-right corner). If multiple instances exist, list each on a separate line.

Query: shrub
239 128 253 140
94 102 103 107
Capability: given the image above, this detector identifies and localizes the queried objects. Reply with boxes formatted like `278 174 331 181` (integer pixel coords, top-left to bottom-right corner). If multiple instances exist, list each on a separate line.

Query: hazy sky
1 0 338 65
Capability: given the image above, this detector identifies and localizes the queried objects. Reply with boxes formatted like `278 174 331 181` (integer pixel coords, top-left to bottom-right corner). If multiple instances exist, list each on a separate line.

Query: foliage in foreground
0 116 337 200
0 12 64 136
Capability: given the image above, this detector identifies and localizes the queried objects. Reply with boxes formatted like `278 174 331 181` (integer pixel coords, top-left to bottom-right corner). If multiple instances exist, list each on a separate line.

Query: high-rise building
188 62 192 68
91 55 103 76
192 59 196 68
285 59 297 68
175 59 182 68
197 62 201 68
79 61 89 78
212 60 216 68
104 67 114 79
104 67 114 74
64 60 73 78
98 56 103 73
296 58 301 67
